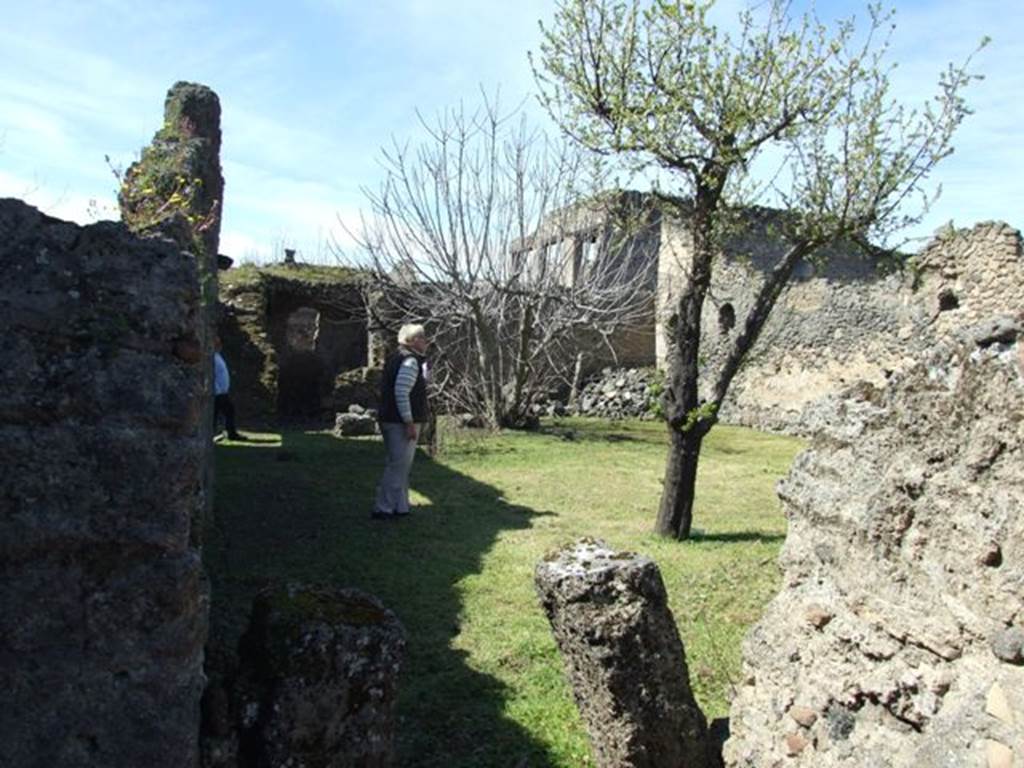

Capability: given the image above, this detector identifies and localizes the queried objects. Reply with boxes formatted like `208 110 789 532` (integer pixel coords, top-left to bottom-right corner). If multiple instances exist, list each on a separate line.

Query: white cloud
0 169 117 224
2 0 1019 265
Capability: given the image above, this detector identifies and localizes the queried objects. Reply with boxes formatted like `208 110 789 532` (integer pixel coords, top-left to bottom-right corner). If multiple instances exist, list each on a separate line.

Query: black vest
379 351 430 423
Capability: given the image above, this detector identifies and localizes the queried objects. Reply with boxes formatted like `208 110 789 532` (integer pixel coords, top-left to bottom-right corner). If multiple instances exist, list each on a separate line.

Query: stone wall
654 208 900 432
578 296 658 376
914 221 1024 337
0 199 209 767
660 217 1024 433
202 584 406 768
119 80 224 519
724 311 1024 767
722 225 1024 766
218 268 367 424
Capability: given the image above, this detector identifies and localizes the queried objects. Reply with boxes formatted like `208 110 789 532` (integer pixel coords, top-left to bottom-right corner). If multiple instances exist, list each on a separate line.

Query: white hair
397 323 426 346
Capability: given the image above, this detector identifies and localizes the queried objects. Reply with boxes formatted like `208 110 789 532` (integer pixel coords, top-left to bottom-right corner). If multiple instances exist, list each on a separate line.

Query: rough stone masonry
209 584 406 768
702 221 1024 434
120 81 224 522
723 312 1024 767
0 200 210 767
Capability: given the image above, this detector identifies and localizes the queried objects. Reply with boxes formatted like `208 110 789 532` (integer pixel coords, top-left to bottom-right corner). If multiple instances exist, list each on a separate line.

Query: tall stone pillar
119 81 225 530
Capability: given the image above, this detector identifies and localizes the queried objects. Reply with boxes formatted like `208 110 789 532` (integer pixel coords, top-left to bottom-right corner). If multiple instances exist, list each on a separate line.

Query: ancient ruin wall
218 275 279 424
914 221 1024 337
660 219 1024 433
218 269 368 424
119 81 224 519
723 226 1024 766
0 200 209 767
724 316 1024 767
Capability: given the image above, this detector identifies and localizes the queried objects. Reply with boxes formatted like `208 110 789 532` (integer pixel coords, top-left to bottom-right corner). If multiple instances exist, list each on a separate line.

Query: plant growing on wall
343 98 657 429
534 0 984 538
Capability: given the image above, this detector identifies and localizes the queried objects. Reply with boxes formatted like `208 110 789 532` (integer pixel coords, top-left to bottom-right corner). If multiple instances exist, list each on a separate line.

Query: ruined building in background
219 193 1022 438
217 266 370 424
723 225 1024 766
508 190 662 372
532 191 1024 434
523 192 896 430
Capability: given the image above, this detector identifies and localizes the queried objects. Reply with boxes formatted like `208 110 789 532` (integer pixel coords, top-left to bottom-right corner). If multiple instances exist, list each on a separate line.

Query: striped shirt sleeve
394 356 420 423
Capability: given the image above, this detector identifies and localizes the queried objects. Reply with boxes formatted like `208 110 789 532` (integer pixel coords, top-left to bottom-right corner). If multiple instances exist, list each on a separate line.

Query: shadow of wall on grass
206 431 559 768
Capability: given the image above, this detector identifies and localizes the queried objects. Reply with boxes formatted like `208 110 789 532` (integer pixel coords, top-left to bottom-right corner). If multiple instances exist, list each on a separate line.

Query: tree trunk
654 184 720 540
568 351 586 409
471 308 504 429
655 427 705 539
509 303 536 425
655 236 810 539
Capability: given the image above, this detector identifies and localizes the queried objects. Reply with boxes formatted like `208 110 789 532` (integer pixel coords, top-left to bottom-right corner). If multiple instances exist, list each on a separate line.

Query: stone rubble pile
333 404 379 436
533 367 661 420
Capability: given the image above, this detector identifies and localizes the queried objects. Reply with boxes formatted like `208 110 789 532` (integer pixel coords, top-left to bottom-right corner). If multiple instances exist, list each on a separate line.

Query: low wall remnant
202 583 406 768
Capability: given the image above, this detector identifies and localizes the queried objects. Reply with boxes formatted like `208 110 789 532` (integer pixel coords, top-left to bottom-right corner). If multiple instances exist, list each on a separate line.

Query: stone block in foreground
233 583 406 768
536 539 709 767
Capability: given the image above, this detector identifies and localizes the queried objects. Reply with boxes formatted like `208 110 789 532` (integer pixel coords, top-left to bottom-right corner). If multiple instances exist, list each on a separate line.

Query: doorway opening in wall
278 306 326 421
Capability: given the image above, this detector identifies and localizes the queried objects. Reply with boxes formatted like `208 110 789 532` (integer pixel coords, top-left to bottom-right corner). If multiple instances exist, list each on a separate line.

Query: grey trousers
375 422 420 514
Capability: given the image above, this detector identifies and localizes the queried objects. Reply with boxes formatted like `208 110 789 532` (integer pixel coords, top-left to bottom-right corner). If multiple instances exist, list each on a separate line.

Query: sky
1 0 1020 263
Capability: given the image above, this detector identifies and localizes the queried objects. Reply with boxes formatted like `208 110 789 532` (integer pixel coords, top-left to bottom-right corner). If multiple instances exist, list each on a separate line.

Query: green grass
220 261 363 288
207 418 803 767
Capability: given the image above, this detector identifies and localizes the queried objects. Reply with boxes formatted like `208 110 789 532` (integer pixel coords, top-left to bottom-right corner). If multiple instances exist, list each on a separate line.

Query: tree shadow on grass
207 431 559 768
689 531 785 544
540 422 662 446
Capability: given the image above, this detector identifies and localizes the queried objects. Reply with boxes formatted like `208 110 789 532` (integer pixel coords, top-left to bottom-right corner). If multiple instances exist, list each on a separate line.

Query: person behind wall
213 336 244 441
373 323 430 519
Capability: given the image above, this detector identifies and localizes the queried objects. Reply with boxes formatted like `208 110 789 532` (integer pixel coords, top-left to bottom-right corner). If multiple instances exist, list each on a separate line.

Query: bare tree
340 99 657 429
535 0 985 538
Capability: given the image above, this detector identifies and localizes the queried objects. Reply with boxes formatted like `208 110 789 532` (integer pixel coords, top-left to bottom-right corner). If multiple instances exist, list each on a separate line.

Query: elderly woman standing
373 324 430 519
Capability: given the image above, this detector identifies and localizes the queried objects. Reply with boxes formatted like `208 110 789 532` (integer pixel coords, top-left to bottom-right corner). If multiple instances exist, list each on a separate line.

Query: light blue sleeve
214 352 230 395
393 357 420 423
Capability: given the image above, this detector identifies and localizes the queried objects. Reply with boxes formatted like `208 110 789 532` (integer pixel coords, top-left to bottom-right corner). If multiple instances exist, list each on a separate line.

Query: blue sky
1 0 1020 262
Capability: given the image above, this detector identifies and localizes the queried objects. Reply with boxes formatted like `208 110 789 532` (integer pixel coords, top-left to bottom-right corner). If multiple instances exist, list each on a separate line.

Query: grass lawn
207 418 803 767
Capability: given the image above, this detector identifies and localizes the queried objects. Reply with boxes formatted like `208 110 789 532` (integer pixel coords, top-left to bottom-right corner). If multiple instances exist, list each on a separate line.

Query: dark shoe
228 433 248 441
394 509 411 518
370 510 393 520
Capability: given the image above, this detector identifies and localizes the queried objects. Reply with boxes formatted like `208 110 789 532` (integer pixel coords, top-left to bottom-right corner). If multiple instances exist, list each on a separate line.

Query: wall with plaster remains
723 232 1024 767
692 221 1023 432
